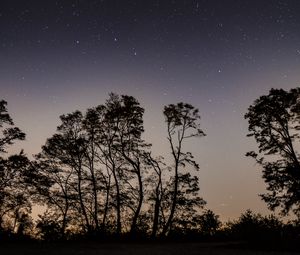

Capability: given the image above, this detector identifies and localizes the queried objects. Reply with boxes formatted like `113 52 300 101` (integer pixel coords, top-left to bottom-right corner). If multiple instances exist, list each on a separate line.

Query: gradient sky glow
1 0 300 221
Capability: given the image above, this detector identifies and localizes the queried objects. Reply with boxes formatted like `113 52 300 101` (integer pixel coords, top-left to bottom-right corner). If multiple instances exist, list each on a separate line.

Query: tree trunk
112 166 121 235
77 168 91 232
130 168 143 235
89 135 100 231
102 173 111 229
151 177 162 238
161 160 179 236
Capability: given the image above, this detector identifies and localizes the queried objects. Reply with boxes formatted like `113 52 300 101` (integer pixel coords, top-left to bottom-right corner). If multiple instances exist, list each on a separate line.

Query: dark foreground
1 242 299 255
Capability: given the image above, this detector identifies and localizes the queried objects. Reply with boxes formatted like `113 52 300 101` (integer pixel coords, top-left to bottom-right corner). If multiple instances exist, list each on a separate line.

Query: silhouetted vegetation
226 210 283 242
22 94 206 240
245 88 300 216
0 100 33 239
0 90 300 253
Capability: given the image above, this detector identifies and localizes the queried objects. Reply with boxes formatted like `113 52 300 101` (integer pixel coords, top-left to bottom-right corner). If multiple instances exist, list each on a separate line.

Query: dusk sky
1 0 300 221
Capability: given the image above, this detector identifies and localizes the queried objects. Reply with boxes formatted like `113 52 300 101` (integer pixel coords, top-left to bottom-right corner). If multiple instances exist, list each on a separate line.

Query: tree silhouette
36 210 64 241
32 153 76 237
228 210 283 242
161 103 206 236
86 100 125 235
99 94 148 235
245 88 300 216
32 95 207 239
0 100 28 234
0 100 25 153
83 94 148 235
167 173 206 236
199 209 221 236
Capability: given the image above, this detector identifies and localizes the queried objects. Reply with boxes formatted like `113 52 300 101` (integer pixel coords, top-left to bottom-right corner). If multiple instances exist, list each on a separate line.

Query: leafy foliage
228 210 283 242
245 88 300 215
0 100 30 236
0 100 25 153
30 95 206 239
198 209 221 236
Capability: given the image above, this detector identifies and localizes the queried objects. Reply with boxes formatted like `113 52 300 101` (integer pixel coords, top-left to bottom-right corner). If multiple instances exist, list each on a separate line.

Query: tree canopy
4 87 300 241
245 87 300 215
0 100 31 235
28 94 206 239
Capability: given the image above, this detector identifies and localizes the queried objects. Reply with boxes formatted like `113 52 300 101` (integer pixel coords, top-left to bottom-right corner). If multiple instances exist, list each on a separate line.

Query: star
132 47 137 56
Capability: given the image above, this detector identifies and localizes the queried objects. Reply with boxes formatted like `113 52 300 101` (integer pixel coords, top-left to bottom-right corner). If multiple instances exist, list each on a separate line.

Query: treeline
0 94 206 240
0 88 300 243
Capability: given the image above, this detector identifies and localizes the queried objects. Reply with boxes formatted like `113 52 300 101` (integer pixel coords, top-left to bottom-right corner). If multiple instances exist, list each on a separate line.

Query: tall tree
161 103 206 236
82 108 102 231
91 94 148 235
111 95 148 235
39 111 92 232
0 100 28 232
0 153 32 233
245 88 300 215
91 97 127 235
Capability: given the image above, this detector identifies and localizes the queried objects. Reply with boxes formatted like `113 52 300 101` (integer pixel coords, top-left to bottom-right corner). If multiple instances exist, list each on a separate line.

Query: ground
1 242 298 255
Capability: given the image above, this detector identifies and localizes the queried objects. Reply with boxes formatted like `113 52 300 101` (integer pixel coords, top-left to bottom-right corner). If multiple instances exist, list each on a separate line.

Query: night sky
1 0 300 220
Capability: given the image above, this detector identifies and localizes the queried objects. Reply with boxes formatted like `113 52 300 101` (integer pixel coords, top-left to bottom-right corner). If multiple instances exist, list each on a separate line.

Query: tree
199 209 221 236
36 210 65 241
0 100 28 233
84 94 142 235
34 95 207 239
36 111 93 234
229 210 282 242
31 154 75 237
161 103 206 236
108 95 148 235
93 101 125 235
35 94 149 236
245 88 300 216
0 100 25 153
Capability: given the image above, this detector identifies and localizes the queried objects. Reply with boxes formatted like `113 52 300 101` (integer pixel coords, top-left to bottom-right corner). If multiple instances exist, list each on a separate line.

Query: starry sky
1 0 300 221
